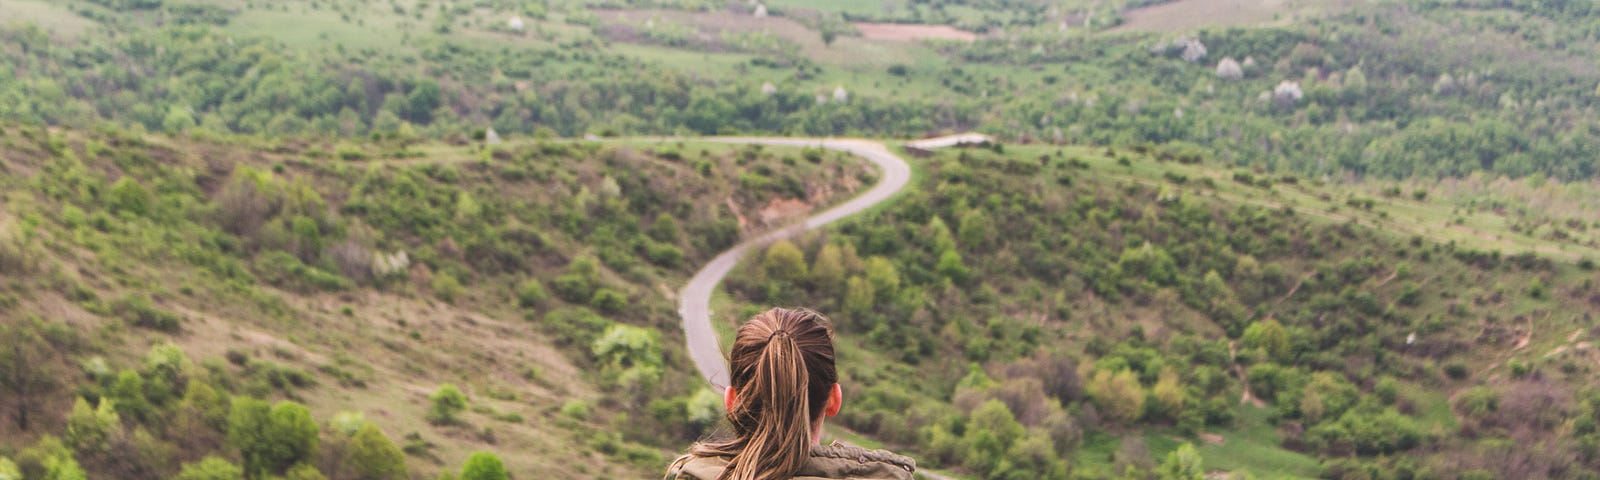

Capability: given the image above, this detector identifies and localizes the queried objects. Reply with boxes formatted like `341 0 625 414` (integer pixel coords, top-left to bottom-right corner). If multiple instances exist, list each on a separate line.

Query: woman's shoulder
664 442 916 480
801 442 917 479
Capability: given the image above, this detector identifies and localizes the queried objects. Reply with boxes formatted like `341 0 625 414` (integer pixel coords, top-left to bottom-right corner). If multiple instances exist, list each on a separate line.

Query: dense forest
5 0 1600 479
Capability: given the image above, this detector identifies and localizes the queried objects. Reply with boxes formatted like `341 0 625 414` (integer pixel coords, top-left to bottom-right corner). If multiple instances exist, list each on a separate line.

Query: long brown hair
692 307 838 480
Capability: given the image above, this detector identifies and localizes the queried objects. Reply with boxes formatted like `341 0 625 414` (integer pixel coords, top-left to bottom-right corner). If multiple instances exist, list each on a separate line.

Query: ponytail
691 308 837 480
720 332 812 480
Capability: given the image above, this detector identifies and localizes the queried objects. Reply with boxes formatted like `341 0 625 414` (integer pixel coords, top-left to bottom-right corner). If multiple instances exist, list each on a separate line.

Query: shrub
432 272 463 303
762 240 807 283
108 177 152 216
560 400 590 420
552 257 599 302
173 456 243 480
227 398 319 476
427 384 468 425
459 452 508 480
589 288 628 313
112 295 181 332
1088 368 1146 424
342 425 407 480
645 242 683 267
515 279 548 308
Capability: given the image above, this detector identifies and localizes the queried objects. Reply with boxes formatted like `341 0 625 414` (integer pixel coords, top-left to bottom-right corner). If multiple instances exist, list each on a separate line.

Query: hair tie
767 330 791 342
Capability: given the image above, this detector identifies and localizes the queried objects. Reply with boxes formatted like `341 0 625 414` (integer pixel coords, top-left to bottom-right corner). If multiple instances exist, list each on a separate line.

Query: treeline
948 2 1600 181
0 23 978 142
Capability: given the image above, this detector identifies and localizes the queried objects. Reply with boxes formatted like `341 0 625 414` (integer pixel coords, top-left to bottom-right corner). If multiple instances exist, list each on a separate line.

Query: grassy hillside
724 142 1600 478
4 0 1600 479
0 124 876 478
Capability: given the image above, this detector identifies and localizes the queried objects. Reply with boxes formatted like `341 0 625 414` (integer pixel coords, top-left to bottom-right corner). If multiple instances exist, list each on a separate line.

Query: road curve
677 137 913 390
668 136 962 480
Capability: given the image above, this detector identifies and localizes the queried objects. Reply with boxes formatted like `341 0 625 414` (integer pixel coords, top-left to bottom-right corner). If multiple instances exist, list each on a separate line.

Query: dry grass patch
1108 0 1363 33
854 22 977 42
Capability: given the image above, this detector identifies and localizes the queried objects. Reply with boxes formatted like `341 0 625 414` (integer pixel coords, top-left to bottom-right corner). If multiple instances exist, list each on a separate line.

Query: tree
1157 443 1204 480
1089 369 1146 424
267 402 320 471
109 177 152 216
404 80 443 124
173 457 244 480
553 256 599 302
109 370 152 421
0 321 59 431
591 324 664 391
937 249 970 283
648 214 679 242
964 400 1025 476
64 397 119 453
228 398 319 476
428 384 468 425
957 209 993 250
0 456 18 480
343 424 407 480
1241 319 1290 361
459 452 508 480
1150 368 1186 421
842 275 875 316
763 240 807 283
809 243 847 297
864 256 900 303
142 343 192 408
16 436 85 480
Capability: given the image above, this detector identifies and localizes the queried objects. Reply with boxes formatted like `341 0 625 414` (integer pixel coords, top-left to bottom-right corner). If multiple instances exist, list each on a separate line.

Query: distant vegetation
727 144 1600 478
5 0 1600 478
4 1 1600 181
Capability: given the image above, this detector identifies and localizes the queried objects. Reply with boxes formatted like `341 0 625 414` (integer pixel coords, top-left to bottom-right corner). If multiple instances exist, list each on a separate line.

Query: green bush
589 288 628 313
227 398 319 476
432 272 463 303
108 177 152 216
645 241 683 267
342 425 407 480
427 384 468 425
173 457 244 480
459 451 508 480
515 279 548 308
111 294 181 332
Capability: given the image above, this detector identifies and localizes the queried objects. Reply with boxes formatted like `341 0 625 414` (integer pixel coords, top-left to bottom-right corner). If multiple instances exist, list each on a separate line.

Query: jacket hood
666 442 916 480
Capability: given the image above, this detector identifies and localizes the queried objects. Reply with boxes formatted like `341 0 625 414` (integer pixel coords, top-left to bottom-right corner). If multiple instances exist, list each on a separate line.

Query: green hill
0 125 869 478
723 143 1600 478
4 0 1600 479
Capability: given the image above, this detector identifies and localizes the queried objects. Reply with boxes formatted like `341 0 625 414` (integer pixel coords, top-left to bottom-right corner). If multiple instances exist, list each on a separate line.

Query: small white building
508 16 525 32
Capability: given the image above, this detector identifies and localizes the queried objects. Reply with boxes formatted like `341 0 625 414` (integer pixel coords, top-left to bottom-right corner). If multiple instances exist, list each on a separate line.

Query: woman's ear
825 383 842 417
724 386 737 413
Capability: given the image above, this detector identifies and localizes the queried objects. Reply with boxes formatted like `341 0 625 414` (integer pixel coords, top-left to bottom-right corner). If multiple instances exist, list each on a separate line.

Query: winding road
669 136 970 480
677 137 914 390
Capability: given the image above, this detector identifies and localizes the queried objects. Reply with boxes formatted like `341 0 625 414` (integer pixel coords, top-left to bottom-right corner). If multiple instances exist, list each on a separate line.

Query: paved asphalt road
676 137 913 390
670 136 960 480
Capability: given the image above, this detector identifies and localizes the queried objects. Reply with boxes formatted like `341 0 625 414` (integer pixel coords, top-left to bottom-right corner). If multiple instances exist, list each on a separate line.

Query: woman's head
695 307 840 480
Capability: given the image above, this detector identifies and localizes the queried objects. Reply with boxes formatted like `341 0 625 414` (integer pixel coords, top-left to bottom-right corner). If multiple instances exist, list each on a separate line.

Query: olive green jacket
664 442 916 480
